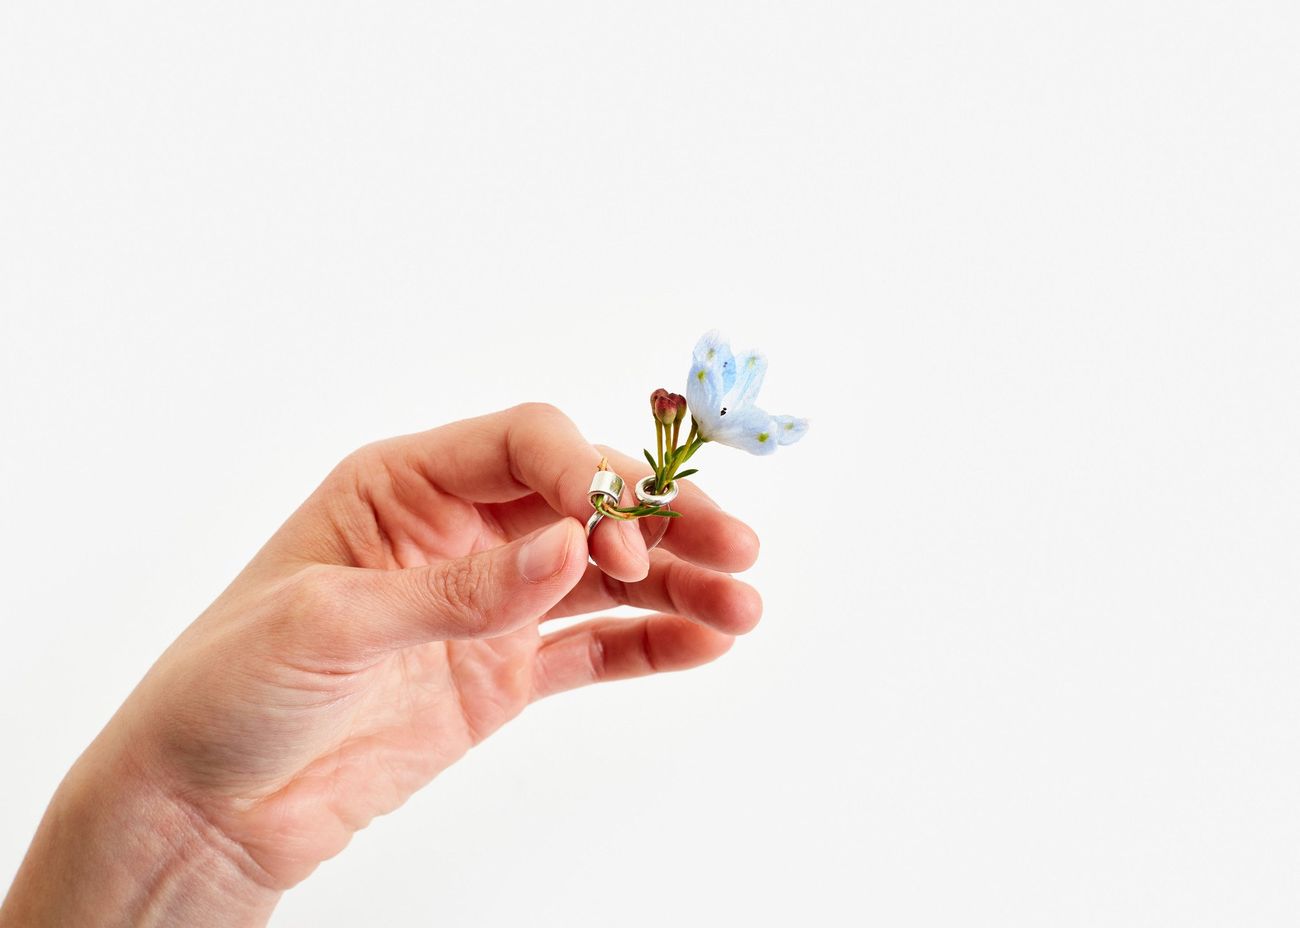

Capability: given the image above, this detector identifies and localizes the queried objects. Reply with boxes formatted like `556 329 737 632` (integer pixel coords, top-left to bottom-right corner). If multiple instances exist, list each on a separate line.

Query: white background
2 2 1298 925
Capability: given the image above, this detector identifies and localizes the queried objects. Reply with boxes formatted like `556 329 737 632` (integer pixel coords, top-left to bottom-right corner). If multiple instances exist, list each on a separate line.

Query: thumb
306 518 588 656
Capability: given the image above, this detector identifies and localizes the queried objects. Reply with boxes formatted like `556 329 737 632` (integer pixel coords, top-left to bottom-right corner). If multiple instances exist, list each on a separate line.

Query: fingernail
518 521 574 583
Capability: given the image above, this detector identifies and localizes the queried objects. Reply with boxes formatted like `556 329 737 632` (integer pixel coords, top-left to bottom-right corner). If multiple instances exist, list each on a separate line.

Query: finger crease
587 630 607 683
662 561 686 616
639 620 659 673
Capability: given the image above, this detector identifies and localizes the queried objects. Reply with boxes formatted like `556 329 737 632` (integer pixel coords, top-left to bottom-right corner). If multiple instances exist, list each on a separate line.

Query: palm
203 490 557 883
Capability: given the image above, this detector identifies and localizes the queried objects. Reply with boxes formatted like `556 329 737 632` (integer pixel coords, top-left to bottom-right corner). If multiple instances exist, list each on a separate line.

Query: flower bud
651 388 677 425
671 393 687 424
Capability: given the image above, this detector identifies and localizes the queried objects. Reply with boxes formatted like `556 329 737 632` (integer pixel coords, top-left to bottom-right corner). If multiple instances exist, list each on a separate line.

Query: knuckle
659 559 689 616
322 444 379 494
514 400 562 417
585 631 607 683
287 561 335 610
342 441 387 476
426 557 493 636
285 564 342 619
511 401 569 427
638 619 661 673
259 565 349 654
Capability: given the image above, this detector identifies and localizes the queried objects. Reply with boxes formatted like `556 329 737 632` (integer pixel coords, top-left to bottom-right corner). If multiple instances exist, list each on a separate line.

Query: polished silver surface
588 469 624 507
585 507 605 540
585 469 625 558
633 474 679 507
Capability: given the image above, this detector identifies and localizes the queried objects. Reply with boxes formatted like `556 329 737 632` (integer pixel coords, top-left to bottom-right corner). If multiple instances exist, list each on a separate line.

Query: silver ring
588 470 625 507
633 474 678 508
586 469 679 561
585 470 625 556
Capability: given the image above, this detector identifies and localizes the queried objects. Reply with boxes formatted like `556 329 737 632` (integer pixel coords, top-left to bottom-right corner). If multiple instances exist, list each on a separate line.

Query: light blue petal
692 329 736 395
724 349 768 410
771 414 809 445
686 354 726 437
708 406 779 456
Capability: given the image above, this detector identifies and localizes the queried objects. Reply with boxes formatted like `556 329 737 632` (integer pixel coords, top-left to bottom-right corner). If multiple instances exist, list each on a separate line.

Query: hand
1 403 761 926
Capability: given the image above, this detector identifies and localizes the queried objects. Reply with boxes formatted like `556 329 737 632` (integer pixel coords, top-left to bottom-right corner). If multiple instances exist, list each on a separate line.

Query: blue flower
685 330 809 455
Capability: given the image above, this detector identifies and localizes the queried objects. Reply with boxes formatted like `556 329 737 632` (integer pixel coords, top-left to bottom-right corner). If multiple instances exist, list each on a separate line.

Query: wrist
1 736 281 928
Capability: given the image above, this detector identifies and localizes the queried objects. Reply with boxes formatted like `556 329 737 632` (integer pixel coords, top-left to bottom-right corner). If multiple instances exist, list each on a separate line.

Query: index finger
382 403 651 582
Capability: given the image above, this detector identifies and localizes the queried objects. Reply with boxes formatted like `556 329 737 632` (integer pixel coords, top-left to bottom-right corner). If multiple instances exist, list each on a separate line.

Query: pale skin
0 403 762 927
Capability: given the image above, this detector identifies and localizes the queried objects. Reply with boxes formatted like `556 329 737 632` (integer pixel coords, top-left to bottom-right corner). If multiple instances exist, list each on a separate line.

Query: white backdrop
2 2 1298 925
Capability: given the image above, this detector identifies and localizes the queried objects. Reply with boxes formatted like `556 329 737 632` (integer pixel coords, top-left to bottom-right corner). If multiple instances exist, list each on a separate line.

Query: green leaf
656 509 684 517
673 468 699 480
643 449 657 471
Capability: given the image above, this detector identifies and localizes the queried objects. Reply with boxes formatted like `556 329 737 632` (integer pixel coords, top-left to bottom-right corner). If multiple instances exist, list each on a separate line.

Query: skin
0 403 762 927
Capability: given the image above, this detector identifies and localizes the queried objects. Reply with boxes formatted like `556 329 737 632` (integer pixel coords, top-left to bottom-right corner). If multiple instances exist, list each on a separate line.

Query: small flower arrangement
587 330 809 533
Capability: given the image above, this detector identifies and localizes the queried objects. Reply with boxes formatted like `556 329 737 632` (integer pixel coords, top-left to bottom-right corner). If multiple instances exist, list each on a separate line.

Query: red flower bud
671 393 687 424
651 388 677 425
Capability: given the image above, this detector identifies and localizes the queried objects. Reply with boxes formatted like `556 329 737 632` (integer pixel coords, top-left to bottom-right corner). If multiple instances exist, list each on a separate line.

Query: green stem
595 498 668 520
656 420 705 493
593 420 708 525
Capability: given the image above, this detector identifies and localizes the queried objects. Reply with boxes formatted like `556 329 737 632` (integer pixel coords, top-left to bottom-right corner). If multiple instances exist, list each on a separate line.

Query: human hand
1 403 761 926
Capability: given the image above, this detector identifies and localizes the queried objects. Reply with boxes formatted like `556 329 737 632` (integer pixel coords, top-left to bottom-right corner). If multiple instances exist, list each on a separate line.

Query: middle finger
542 548 763 636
